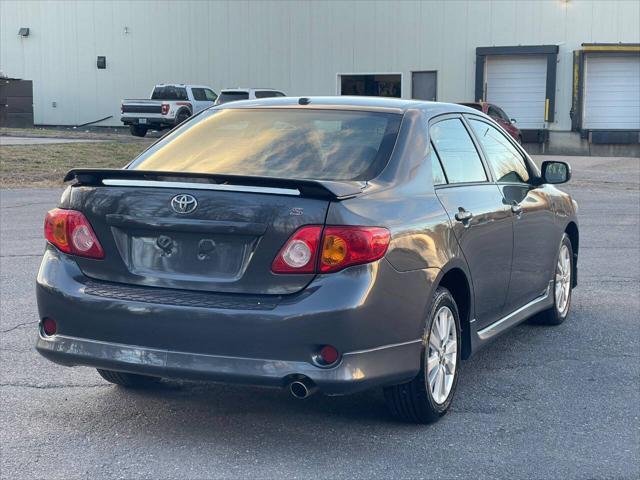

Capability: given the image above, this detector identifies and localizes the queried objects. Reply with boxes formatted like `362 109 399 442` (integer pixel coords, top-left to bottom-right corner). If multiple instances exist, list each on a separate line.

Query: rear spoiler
63 169 366 200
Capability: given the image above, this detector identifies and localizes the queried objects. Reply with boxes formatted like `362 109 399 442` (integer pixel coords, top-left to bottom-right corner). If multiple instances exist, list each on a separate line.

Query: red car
458 102 523 144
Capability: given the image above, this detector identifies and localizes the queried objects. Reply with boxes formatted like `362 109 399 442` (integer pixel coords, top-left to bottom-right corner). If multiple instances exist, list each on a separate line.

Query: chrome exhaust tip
289 378 317 399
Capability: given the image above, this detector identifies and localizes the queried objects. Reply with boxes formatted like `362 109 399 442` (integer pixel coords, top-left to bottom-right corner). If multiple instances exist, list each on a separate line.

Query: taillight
271 225 390 274
44 209 105 259
161 103 170 115
271 226 322 274
320 226 390 273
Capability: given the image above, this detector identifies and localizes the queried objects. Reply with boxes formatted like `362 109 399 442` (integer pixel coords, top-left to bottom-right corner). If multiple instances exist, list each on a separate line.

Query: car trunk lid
64 169 365 295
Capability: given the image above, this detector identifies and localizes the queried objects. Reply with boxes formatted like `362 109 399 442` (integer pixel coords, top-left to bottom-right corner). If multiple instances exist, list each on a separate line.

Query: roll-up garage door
485 55 547 129
583 55 640 130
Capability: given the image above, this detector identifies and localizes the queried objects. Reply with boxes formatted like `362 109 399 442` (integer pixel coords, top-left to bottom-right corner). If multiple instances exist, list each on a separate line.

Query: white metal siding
485 55 547 130
583 55 640 130
0 0 639 129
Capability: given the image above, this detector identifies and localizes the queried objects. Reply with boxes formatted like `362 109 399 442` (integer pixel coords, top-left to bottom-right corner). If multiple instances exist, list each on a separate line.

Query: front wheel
531 233 573 325
384 287 461 423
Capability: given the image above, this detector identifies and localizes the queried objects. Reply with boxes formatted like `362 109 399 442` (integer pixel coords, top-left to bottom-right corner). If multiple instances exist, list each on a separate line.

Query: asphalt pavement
1 155 638 479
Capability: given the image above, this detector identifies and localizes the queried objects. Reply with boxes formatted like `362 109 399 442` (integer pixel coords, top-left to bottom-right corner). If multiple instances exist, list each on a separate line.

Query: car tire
97 369 159 388
383 287 461 423
175 109 190 125
129 125 148 137
530 233 574 326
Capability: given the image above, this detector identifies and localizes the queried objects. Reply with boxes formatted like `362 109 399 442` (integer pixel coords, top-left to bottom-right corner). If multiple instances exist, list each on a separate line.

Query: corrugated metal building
1 0 639 150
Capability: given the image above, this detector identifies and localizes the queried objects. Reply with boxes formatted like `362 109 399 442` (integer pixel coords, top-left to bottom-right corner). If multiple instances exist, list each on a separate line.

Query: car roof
155 84 211 89
220 88 283 93
214 96 481 116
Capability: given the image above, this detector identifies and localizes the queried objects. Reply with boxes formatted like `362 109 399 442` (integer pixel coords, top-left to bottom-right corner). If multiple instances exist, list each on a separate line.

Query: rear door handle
455 207 473 223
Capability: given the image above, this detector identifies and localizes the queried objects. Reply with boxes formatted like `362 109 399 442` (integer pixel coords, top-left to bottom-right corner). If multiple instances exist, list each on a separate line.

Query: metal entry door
412 71 437 101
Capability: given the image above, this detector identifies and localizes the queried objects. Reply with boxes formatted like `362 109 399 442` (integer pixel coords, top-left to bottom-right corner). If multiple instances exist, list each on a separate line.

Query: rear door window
128 109 402 181
468 118 530 183
430 118 487 184
430 145 447 185
191 88 206 101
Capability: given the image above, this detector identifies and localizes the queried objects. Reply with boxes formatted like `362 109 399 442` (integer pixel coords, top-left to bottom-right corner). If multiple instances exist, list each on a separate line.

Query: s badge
289 207 304 216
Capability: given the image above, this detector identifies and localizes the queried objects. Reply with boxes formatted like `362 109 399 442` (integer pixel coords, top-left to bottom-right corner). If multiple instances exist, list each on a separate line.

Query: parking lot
0 155 638 479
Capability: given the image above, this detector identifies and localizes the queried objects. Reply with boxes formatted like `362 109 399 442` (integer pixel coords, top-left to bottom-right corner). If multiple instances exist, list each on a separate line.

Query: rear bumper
36 333 421 395
36 247 434 394
120 116 175 128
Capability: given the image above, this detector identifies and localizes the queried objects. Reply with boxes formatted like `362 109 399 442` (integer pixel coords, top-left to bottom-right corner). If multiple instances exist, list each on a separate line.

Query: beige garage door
486 55 547 130
583 55 640 130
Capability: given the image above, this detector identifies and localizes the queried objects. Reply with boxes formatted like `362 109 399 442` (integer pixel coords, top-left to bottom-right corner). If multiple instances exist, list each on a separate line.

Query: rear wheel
175 109 190 125
97 369 159 388
384 287 461 423
129 124 148 137
530 233 573 325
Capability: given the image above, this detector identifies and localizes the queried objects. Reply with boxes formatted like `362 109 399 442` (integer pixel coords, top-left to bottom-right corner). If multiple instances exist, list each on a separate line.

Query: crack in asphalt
581 277 639 283
474 353 639 372
0 320 38 333
0 382 109 389
581 246 639 249
0 202 54 209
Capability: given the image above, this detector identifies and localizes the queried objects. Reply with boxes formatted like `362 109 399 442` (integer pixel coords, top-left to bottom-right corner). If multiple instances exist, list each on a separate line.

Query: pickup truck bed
121 84 217 137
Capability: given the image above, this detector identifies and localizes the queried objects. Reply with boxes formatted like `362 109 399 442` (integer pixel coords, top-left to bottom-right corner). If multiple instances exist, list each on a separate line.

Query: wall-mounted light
123 26 129 34
18 27 29 37
97 56 106 69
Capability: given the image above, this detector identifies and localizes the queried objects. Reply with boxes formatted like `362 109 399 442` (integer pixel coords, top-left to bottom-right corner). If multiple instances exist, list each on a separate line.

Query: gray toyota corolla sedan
36 97 578 423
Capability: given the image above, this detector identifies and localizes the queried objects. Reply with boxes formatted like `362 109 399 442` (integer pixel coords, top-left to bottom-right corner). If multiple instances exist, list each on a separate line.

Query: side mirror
510 118 517 124
541 161 571 184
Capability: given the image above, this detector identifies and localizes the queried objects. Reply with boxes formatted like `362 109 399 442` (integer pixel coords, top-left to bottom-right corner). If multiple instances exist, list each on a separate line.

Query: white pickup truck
121 84 218 137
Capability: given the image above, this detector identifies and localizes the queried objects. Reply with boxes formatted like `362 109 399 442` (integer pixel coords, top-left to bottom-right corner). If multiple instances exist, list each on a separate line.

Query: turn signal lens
46 212 69 250
320 226 390 273
321 234 347 266
44 209 105 259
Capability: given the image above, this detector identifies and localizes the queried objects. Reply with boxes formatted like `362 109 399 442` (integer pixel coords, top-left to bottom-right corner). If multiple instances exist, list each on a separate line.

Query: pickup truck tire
176 109 190 125
129 125 148 137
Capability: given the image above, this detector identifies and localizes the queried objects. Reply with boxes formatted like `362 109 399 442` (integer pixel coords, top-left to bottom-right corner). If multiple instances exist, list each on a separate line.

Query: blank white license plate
139 118 147 124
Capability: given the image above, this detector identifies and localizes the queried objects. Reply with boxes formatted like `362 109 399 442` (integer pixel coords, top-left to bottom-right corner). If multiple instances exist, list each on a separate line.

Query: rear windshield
151 86 188 100
254 91 285 98
216 92 250 104
459 103 483 112
128 109 402 181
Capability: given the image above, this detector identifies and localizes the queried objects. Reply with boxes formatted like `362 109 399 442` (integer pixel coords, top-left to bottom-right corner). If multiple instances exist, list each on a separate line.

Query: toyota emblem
170 194 198 214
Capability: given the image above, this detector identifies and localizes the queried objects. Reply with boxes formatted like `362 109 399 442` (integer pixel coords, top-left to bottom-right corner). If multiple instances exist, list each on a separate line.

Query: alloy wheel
555 244 571 315
427 306 458 405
